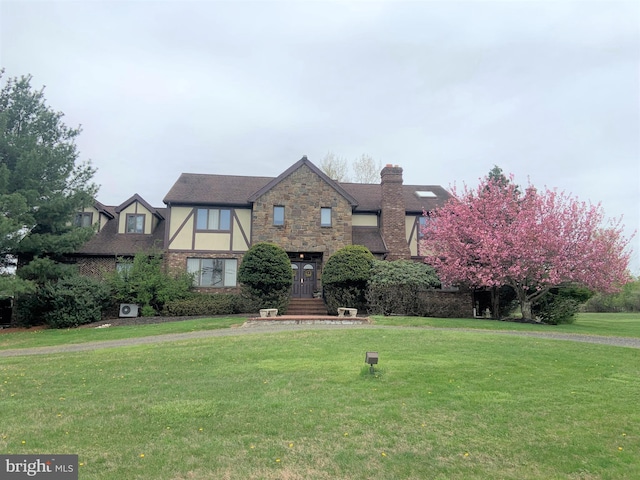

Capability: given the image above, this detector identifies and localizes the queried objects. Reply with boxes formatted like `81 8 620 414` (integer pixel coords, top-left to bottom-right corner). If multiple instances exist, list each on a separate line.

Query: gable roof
94 200 115 219
74 208 167 256
163 158 451 212
115 193 165 220
247 156 359 206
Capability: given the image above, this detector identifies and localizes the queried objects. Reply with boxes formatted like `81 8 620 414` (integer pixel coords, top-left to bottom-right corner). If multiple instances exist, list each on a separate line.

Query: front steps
286 298 328 316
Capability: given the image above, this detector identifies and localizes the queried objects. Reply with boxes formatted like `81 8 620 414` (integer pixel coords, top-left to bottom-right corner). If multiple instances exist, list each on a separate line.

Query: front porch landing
243 315 371 327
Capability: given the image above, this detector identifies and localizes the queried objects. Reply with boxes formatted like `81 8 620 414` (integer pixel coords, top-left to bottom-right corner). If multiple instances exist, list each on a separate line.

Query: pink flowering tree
421 174 633 320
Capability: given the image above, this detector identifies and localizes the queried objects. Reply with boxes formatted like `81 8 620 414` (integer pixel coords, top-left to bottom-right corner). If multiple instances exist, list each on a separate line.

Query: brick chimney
380 164 411 260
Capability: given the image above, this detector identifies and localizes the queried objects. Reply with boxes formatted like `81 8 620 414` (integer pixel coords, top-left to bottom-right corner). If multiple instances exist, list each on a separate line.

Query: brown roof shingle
75 208 166 256
164 175 451 212
352 226 387 254
163 173 272 206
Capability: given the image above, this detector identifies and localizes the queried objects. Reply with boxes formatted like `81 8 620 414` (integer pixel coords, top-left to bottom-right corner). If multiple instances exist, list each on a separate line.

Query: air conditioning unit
119 303 139 318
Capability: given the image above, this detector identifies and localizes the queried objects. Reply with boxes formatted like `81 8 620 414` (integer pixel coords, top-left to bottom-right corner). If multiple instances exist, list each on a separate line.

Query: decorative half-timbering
72 156 451 297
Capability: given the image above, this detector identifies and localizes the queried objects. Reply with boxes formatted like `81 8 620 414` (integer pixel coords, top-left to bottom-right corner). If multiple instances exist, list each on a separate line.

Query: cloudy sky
2 0 639 272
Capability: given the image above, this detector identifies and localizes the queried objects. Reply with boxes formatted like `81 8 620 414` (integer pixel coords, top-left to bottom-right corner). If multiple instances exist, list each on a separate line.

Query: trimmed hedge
416 290 473 318
366 260 440 315
162 294 246 316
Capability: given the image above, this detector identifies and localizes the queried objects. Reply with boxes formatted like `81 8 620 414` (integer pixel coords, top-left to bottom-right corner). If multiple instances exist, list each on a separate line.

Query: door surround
288 252 322 298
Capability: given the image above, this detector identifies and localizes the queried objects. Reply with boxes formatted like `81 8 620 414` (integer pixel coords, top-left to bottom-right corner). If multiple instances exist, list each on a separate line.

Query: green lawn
0 322 638 479
0 317 242 350
374 312 640 337
1 312 638 351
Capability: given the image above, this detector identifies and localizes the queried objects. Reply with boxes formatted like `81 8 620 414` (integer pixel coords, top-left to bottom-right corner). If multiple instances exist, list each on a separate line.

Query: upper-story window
196 208 231 231
273 206 285 226
320 207 332 227
126 214 145 233
418 215 432 238
74 212 93 227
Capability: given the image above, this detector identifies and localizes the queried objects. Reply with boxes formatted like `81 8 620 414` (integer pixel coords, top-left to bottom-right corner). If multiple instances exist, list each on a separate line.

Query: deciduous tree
320 151 349 181
421 174 632 320
352 154 382 183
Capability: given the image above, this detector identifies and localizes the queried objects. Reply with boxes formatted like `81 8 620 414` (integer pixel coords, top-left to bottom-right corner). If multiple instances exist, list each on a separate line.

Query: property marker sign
0 455 78 479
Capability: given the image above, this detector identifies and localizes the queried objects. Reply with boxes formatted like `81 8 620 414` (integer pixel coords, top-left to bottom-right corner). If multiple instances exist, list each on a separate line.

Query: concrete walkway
1 323 639 357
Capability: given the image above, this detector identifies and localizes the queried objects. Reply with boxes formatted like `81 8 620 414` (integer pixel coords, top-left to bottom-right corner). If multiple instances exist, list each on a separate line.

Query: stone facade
381 165 411 260
251 163 353 260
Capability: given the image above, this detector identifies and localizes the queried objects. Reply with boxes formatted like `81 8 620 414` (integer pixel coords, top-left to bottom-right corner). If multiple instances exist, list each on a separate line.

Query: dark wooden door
291 262 316 298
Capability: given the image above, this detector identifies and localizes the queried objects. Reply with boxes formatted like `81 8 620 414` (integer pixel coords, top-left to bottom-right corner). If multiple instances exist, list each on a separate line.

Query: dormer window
74 212 93 227
126 214 145 233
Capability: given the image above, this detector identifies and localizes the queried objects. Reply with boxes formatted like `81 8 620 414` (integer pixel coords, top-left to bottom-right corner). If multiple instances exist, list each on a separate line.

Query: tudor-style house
72 156 450 299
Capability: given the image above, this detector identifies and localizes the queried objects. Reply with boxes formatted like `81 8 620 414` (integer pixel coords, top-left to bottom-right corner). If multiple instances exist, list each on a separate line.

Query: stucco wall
167 207 251 252
117 202 154 234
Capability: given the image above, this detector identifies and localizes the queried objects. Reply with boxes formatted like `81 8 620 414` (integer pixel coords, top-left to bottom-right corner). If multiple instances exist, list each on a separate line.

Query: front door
291 262 316 298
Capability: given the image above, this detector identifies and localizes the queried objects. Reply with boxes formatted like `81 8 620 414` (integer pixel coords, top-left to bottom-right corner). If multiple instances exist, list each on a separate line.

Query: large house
72 156 451 299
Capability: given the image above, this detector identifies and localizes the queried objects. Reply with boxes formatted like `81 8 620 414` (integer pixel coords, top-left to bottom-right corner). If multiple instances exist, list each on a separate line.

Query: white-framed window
320 207 332 227
196 208 231 231
273 205 285 226
187 258 237 287
75 212 93 227
126 214 145 233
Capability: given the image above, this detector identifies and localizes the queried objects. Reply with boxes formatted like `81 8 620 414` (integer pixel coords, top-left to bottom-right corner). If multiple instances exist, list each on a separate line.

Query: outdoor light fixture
365 351 378 373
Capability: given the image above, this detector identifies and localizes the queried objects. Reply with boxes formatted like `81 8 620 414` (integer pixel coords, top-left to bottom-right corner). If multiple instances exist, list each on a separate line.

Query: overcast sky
2 0 639 273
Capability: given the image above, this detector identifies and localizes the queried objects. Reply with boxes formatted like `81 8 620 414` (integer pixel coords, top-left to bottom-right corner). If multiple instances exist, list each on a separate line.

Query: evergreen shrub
366 260 440 315
237 243 292 313
163 294 245 316
42 275 111 328
322 245 374 314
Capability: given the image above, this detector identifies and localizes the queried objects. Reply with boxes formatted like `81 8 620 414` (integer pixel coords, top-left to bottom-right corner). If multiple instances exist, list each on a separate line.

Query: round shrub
322 245 374 314
238 242 293 313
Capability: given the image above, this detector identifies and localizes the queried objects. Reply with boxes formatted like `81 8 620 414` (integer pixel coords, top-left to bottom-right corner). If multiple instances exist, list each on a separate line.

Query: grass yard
374 312 640 338
1 312 639 352
0 321 638 479
0 317 243 350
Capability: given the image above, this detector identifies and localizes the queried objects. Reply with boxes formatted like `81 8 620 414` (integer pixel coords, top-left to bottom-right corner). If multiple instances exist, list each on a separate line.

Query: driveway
1 323 639 357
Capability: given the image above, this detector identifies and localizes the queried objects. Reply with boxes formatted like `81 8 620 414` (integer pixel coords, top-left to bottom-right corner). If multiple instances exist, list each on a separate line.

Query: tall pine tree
0 71 97 294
